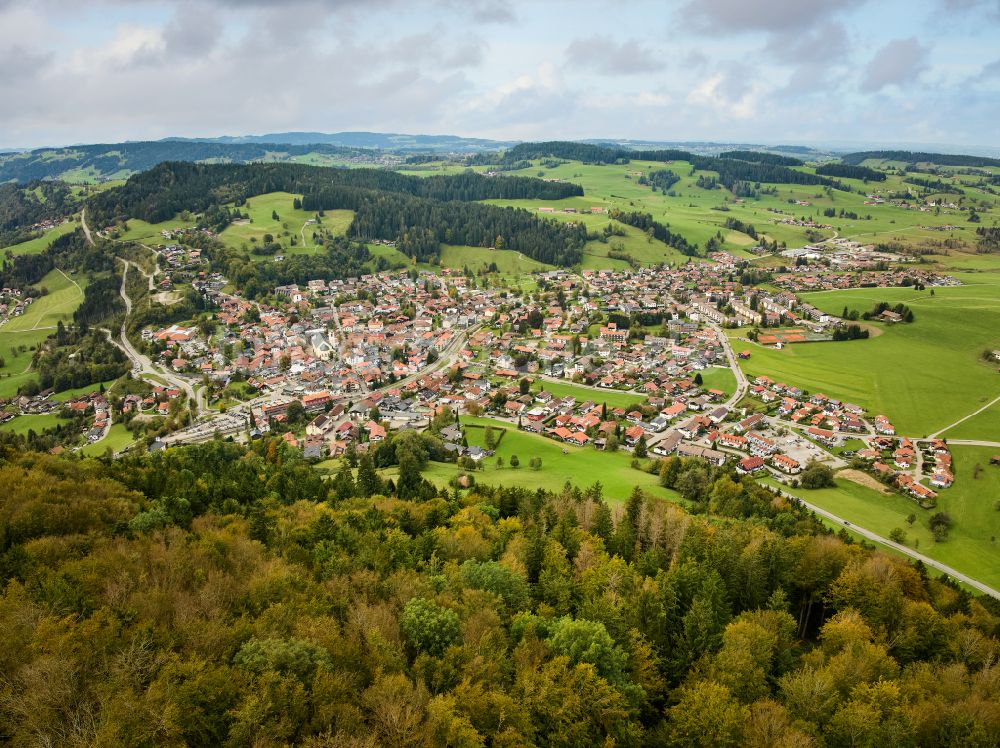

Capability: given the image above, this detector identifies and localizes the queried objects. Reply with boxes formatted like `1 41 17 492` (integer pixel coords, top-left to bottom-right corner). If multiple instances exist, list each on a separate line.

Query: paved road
713 324 749 409
80 208 94 245
117 259 203 416
390 324 481 391
774 485 1000 600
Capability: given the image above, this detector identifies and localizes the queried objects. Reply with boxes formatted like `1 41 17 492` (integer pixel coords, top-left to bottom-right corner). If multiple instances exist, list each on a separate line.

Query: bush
799 461 835 489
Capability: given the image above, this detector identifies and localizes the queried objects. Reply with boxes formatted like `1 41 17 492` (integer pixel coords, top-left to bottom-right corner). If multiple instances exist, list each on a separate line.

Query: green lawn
942 399 1000 441
81 423 136 456
0 268 88 397
388 416 675 505
0 412 72 437
698 366 737 396
440 245 553 275
729 277 1000 436
763 451 1000 590
530 379 646 410
219 192 352 257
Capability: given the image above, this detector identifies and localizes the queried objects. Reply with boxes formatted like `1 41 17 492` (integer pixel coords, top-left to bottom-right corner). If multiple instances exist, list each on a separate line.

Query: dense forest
840 151 1000 168
2 437 996 746
718 151 805 167
86 163 581 227
84 163 586 267
814 164 888 182
29 327 129 394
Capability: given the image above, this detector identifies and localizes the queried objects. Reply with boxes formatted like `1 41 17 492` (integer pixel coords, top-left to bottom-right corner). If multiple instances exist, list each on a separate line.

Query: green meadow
729 276 1000 436
81 423 136 456
440 244 553 275
219 192 352 257
382 415 676 505
2 220 77 268
0 412 72 437
698 366 737 396
477 156 991 269
529 379 646 410
0 268 87 397
765 449 1000 591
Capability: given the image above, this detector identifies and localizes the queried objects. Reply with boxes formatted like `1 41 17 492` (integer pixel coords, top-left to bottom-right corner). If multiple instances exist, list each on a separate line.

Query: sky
1 0 999 150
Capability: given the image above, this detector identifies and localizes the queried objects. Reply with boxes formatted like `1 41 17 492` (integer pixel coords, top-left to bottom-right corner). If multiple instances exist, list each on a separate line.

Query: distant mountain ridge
2 131 998 185
164 131 516 152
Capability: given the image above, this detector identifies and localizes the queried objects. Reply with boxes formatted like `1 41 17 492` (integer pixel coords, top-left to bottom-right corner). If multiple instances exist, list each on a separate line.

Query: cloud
681 0 865 33
686 68 764 119
162 4 223 58
564 35 663 76
860 37 930 92
975 57 1000 80
462 62 578 131
764 22 849 64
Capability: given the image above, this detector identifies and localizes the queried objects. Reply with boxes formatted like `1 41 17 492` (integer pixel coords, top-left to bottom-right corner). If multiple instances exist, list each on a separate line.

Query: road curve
117 259 202 416
775 486 1000 600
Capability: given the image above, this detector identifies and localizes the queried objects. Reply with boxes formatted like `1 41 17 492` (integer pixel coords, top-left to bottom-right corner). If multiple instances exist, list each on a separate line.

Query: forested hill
840 150 1000 168
0 140 375 183
1 438 998 745
478 141 842 191
87 162 588 266
0 181 80 247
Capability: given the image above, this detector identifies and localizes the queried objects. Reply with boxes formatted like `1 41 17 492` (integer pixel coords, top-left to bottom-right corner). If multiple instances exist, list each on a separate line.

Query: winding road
117 259 203 416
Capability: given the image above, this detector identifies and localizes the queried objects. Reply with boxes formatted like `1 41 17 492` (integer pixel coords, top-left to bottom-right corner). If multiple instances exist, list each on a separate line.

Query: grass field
530 379 646 410
0 412 72 437
219 192 352 257
764 455 1000 590
81 423 136 456
698 366 737 396
942 400 1000 441
1 221 77 268
0 268 88 397
729 277 1000 436
118 217 193 244
382 416 676 505
440 244 553 275
478 156 993 263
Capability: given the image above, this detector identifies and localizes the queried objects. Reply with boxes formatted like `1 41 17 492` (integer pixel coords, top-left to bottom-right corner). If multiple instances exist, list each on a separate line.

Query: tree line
486 142 843 191
814 163 887 182
718 150 805 166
